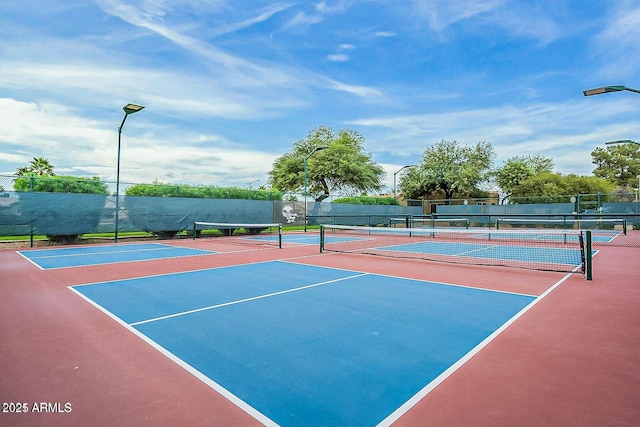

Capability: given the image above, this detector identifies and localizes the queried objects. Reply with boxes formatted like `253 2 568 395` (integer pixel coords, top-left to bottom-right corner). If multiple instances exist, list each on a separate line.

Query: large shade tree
511 172 615 200
399 140 495 201
494 155 554 203
591 142 640 188
268 126 385 201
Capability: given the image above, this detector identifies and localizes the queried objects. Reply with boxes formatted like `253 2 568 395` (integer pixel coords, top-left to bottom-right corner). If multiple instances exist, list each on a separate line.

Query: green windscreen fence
0 192 274 237
1 191 639 249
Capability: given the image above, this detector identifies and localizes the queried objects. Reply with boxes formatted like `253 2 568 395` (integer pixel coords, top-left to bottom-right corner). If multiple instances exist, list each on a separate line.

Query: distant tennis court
70 260 537 426
18 243 215 269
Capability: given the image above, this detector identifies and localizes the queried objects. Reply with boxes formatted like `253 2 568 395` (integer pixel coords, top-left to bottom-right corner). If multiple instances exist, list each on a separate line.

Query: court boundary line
376 271 575 427
68 257 562 425
20 243 195 260
16 250 46 270
17 242 284 270
16 241 289 271
67 285 279 427
18 247 217 270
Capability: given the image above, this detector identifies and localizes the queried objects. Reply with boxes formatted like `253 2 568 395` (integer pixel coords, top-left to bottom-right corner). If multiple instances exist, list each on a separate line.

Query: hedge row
14 175 109 194
332 196 400 205
125 183 282 200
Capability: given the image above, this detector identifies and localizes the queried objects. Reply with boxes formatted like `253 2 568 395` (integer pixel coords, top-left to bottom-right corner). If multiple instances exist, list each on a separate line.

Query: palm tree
15 157 55 176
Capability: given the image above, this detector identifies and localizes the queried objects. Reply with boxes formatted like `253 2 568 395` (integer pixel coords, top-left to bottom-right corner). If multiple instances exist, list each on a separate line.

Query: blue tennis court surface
70 261 536 426
19 243 215 269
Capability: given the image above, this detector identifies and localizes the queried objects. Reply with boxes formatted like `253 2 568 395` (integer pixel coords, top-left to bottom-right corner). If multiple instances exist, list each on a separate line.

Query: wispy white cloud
404 0 567 44
210 2 295 36
96 0 379 100
1 1 637 192
592 1 640 80
346 98 640 175
315 0 357 14
408 0 501 31
322 78 383 99
283 11 324 29
0 97 279 185
327 54 350 62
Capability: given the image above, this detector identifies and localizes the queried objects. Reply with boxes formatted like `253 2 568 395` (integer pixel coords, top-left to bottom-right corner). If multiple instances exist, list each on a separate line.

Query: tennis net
320 224 592 278
193 222 282 248
496 217 626 234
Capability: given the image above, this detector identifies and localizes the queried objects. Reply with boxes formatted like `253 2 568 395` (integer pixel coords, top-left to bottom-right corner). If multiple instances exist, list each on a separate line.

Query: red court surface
1 236 639 426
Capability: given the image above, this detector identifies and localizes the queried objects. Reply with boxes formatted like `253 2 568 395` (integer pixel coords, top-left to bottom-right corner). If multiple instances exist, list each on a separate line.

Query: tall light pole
115 103 144 242
604 140 640 202
393 165 416 199
584 86 639 203
303 146 329 232
583 85 640 96
247 179 259 189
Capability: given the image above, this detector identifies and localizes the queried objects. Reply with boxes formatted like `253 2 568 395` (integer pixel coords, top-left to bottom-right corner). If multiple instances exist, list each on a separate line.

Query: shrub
332 196 400 205
14 175 109 194
125 182 282 200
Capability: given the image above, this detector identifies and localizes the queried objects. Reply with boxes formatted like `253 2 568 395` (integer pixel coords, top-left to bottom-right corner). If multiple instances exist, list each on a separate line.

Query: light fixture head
584 85 627 96
123 103 145 114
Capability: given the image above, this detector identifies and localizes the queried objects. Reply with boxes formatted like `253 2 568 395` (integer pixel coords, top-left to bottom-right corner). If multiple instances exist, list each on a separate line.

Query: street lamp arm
393 164 416 198
118 114 128 133
584 85 640 96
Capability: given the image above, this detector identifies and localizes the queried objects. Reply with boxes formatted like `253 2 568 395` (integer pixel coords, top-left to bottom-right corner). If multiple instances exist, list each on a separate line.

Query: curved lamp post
115 103 144 242
303 146 329 232
393 165 416 199
583 85 640 96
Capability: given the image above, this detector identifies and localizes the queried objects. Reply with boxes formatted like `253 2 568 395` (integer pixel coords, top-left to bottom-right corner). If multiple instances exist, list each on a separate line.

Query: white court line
25 244 185 260
130 272 369 326
376 271 575 427
16 251 46 270
67 285 279 427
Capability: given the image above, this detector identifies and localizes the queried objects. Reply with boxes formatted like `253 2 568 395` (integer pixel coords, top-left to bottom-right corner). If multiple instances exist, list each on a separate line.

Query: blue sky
1 0 639 193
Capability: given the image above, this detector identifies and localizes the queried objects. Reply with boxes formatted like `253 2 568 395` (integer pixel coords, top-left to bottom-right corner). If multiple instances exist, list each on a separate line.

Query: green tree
495 155 554 203
591 142 640 188
400 140 495 201
15 156 55 176
268 126 385 201
511 173 615 201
